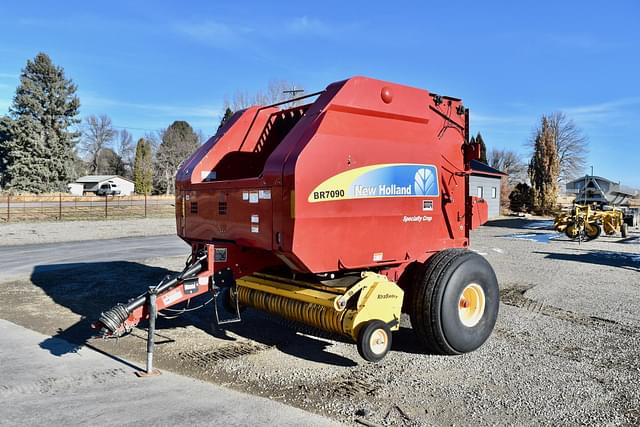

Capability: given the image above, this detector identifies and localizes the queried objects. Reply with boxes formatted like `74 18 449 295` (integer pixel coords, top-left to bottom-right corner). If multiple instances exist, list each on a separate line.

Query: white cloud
471 112 533 126
287 16 331 36
80 94 220 118
560 97 640 124
546 33 621 51
173 20 253 47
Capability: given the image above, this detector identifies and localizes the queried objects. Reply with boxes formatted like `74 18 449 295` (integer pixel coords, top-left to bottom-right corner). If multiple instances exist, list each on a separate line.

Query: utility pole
283 87 304 98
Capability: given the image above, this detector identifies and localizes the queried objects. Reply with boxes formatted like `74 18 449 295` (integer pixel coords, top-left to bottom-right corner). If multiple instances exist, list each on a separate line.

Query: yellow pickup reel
234 271 403 362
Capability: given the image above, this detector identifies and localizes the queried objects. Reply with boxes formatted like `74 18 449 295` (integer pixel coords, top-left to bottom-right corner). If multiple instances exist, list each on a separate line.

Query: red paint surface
176 76 479 276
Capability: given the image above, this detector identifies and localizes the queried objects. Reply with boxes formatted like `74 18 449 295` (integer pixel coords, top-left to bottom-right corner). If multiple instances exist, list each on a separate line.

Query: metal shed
469 160 506 219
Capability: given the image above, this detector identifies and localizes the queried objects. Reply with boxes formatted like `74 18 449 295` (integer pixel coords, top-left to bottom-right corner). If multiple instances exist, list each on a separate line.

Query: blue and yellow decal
308 163 439 202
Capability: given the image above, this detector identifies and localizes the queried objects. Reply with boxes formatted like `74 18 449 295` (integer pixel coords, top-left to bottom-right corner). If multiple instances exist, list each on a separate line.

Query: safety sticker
162 290 183 306
258 190 271 199
249 191 259 204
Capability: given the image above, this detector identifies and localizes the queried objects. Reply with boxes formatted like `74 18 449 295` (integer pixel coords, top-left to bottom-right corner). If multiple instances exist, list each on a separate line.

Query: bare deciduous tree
224 79 305 112
488 148 526 212
528 112 588 183
80 115 116 174
116 129 134 178
488 148 526 185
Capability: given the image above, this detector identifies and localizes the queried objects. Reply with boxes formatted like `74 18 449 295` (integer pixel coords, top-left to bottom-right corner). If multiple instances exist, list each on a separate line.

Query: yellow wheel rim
458 283 486 327
369 328 389 355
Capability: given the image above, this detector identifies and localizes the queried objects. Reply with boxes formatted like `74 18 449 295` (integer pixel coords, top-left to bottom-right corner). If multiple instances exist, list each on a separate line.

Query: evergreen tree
0 53 80 193
509 182 532 213
476 132 488 164
0 117 14 188
217 107 234 131
133 138 153 194
528 117 560 214
154 121 199 194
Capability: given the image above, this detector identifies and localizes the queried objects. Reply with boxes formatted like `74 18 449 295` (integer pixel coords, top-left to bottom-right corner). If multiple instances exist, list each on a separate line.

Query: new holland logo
414 168 436 196
308 163 440 202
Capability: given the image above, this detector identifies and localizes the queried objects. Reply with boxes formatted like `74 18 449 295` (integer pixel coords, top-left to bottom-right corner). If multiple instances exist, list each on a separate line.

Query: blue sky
0 1 638 187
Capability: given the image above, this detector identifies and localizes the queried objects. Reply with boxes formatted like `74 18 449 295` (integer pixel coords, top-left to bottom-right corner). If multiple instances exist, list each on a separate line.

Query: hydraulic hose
97 254 207 335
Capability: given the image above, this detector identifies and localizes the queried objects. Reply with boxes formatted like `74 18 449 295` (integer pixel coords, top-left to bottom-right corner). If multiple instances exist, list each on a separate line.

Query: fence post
6 194 9 222
144 193 147 218
105 195 108 219
59 193 62 220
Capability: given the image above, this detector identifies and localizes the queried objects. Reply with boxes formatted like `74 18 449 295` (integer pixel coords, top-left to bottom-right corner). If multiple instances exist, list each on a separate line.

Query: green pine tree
528 116 560 214
133 138 153 194
0 53 80 193
217 107 234 131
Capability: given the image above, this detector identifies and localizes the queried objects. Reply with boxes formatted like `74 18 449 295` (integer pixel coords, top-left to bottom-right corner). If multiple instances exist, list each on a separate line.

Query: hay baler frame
94 76 500 369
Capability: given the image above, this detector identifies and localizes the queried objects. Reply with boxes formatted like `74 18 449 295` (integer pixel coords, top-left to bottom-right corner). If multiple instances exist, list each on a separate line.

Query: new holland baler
95 76 498 363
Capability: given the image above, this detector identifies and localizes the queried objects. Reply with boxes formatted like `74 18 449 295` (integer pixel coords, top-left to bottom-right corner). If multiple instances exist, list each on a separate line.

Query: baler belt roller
235 271 404 342
237 285 348 336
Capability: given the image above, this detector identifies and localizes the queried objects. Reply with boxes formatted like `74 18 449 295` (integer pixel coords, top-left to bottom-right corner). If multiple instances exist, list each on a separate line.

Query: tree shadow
30 261 356 367
534 249 640 271
484 218 555 230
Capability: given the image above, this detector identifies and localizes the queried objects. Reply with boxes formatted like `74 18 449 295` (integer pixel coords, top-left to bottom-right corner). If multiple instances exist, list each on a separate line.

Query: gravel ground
0 218 176 246
0 218 638 426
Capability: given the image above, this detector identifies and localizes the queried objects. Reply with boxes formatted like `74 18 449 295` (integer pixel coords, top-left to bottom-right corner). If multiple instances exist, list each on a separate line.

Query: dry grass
0 195 175 222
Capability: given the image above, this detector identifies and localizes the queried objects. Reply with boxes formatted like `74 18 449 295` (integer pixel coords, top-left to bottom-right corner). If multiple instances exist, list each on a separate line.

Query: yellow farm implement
554 204 628 241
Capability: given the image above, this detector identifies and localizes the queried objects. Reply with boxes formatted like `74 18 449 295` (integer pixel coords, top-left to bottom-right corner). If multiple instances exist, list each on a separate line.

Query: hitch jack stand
136 286 161 377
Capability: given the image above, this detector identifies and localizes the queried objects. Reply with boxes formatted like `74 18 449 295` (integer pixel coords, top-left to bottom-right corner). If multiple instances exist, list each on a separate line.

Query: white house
69 175 135 196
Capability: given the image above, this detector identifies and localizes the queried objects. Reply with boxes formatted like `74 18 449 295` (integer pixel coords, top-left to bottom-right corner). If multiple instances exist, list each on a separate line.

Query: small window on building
477 186 483 198
491 187 497 199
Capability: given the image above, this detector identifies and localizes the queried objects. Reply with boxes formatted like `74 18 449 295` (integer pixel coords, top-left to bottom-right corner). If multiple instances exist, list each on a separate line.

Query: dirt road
0 235 188 281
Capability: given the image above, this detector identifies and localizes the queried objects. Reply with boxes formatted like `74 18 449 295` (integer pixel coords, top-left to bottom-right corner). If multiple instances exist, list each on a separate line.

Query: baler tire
357 320 392 363
409 249 499 355
621 223 628 238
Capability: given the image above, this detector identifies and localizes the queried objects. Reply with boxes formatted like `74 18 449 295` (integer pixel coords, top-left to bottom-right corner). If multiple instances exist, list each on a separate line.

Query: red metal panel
176 76 472 275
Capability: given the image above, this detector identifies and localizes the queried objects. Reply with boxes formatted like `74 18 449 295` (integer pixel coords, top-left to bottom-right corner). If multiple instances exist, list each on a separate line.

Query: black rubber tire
565 224 579 239
356 320 392 363
584 223 601 241
409 249 499 355
621 223 628 238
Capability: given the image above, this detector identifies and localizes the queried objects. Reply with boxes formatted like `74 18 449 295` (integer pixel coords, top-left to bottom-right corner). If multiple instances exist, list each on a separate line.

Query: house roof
566 175 616 187
470 160 507 177
75 175 133 184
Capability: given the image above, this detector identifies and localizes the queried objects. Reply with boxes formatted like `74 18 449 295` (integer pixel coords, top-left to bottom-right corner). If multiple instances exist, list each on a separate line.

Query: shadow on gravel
534 249 640 271
390 327 428 355
30 261 356 367
484 218 553 229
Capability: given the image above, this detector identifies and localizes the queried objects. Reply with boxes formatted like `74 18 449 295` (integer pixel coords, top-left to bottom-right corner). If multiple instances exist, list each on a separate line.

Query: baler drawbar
94 76 499 365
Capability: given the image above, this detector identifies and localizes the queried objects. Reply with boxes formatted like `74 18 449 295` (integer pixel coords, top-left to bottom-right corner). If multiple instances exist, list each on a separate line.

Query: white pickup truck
96 181 122 196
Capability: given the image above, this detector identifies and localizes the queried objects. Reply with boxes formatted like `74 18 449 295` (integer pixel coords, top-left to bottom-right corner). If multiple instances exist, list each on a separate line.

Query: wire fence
0 194 175 222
